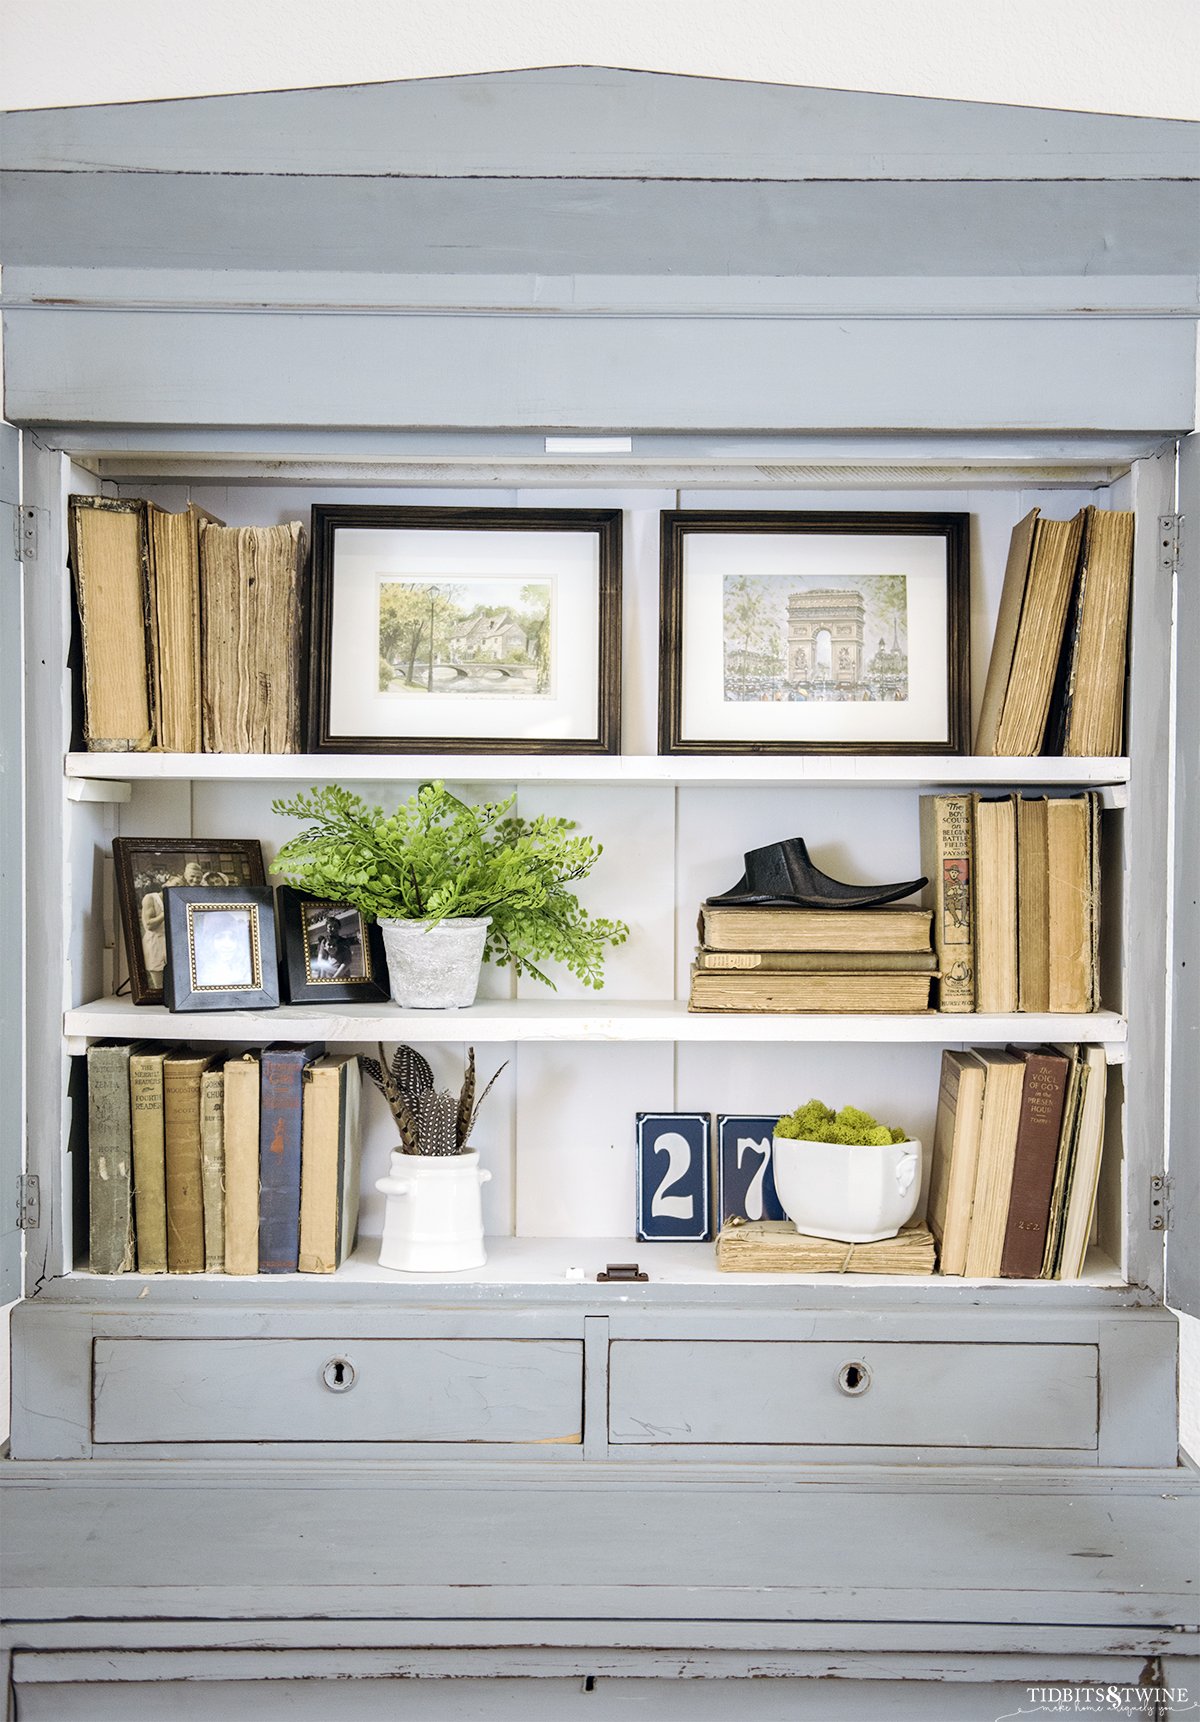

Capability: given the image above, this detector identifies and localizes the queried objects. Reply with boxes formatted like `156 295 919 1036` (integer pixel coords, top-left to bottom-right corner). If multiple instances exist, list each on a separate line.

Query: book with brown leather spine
999 1048 1070 1278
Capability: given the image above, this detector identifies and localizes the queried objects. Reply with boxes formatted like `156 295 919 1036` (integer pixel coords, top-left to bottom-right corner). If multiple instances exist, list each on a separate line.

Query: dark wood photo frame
658 511 970 756
113 836 267 1005
163 886 280 1013
277 885 390 1005
307 505 622 754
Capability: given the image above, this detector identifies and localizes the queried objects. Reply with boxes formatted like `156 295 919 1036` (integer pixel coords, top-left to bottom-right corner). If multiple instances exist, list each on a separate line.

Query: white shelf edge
63 996 1129 1055
62 752 1132 789
57 1236 1129 1294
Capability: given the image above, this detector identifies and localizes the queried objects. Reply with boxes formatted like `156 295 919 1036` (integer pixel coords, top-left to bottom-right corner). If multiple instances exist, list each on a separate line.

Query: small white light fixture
544 436 633 455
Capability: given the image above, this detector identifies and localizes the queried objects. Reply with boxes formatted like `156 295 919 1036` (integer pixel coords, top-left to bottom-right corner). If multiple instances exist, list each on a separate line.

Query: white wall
2 0 1198 118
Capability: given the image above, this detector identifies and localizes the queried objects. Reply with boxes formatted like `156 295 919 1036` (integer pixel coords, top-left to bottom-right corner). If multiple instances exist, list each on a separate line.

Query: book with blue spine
258 1041 324 1273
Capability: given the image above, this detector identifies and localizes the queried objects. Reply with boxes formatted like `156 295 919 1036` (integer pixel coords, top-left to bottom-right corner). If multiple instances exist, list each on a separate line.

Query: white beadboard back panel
515 1043 673 1237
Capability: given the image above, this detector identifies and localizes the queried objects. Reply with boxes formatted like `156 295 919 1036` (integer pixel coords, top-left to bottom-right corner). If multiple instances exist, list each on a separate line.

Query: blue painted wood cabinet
1 68 1198 1718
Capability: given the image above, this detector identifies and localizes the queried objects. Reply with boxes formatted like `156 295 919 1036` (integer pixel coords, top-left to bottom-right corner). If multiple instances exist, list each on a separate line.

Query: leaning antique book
199 521 308 752
1044 506 1136 757
926 1048 987 1277
976 510 1084 756
87 1042 136 1274
961 1049 1026 1278
68 495 155 752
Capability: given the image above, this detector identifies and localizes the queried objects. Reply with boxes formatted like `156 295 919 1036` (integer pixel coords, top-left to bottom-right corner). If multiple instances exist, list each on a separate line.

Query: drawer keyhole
322 1356 357 1393
837 1361 871 1396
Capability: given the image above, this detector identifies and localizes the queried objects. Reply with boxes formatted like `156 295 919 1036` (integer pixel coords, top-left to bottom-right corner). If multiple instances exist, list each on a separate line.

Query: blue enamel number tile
717 1115 786 1225
635 1113 712 1242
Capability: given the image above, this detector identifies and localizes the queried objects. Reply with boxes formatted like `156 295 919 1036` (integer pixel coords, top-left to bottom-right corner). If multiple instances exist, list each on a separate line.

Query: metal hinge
13 505 38 562
17 1174 40 1230
1149 1173 1172 1232
1158 514 1181 576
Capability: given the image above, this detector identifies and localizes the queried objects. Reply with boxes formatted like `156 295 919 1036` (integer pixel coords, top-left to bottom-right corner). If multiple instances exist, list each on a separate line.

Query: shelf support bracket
67 779 131 805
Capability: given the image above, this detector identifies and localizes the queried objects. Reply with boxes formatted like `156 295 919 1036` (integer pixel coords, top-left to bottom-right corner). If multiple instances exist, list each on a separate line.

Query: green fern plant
271 781 628 990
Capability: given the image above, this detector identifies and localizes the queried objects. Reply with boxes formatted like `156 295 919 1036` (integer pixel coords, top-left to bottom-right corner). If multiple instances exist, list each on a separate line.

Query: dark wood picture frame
113 836 266 1005
277 885 390 1005
163 886 280 1012
307 505 623 754
658 510 971 756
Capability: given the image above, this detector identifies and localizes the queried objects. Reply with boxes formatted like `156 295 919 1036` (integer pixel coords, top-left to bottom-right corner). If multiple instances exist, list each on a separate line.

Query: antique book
1039 1045 1089 1278
926 1049 987 1277
68 495 154 752
1046 793 1100 1012
961 1049 1026 1277
973 507 1039 755
86 1042 136 1274
688 968 933 1013
977 510 1085 756
200 521 308 752
695 949 936 973
698 903 933 955
1045 506 1135 757
163 1050 216 1273
259 1042 325 1273
716 1218 936 1275
298 1054 363 1274
1017 796 1051 1012
223 1051 262 1276
919 793 974 1011
973 795 1018 1013
1054 1045 1109 1280
128 1044 168 1274
999 1047 1071 1278
199 1066 226 1273
146 501 222 753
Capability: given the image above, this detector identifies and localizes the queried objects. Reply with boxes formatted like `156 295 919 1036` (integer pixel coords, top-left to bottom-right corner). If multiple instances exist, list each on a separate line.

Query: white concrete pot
375 1149 492 1273
377 915 490 1009
771 1135 921 1244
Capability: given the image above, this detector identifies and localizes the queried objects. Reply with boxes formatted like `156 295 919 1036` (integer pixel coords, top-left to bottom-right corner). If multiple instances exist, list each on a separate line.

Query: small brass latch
597 1262 648 1283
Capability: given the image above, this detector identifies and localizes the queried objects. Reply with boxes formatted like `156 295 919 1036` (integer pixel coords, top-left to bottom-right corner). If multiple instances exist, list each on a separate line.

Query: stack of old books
68 494 307 754
927 1042 1107 1279
688 902 936 1013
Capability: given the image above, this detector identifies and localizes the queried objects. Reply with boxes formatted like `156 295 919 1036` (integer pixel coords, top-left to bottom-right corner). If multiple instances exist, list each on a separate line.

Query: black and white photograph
277 885 390 1004
112 837 266 1005
163 885 279 1012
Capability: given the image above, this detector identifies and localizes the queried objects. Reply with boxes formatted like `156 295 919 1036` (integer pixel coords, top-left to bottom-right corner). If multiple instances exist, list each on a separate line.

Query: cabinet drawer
608 1341 1098 1449
92 1338 583 1445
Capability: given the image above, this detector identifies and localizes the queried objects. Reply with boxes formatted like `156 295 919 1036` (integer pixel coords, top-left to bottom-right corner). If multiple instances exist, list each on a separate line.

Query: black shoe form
706 837 926 910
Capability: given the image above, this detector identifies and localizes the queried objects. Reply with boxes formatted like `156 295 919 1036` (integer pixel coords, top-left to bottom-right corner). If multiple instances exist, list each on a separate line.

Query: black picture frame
307 505 623 754
658 510 971 756
112 836 266 1005
163 886 280 1012
277 885 390 1004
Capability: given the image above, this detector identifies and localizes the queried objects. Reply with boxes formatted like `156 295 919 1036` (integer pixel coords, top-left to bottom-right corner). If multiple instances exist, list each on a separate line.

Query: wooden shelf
64 995 1129 1054
63 752 1132 792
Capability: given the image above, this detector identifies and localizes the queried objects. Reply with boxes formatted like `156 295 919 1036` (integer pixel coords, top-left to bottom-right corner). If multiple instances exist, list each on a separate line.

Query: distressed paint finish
608 1340 1099 1450
1 68 1196 180
92 1338 585 1445
2 1459 1197 1626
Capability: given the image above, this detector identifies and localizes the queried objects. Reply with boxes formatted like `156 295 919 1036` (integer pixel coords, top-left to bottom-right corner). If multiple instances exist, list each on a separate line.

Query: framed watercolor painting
307 505 622 753
659 511 970 755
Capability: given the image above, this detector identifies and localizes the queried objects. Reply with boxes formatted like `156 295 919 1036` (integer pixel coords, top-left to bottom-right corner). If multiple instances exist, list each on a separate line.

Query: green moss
775 1098 908 1146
